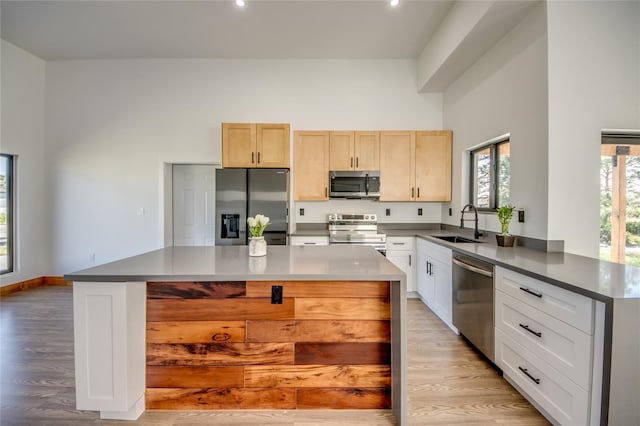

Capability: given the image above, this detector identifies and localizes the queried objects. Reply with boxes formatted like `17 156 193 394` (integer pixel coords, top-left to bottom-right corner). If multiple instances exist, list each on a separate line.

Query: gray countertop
65 245 404 283
415 232 639 302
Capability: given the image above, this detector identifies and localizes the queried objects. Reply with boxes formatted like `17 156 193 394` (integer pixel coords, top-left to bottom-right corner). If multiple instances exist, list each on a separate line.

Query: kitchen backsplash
293 200 442 225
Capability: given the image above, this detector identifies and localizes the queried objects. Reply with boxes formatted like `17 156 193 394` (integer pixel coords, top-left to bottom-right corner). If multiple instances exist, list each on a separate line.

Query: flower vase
249 236 267 257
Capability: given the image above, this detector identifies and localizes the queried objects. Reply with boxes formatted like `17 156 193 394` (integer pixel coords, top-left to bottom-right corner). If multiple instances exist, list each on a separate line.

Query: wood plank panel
146 321 246 343
295 343 390 365
297 387 391 409
244 365 391 388
147 298 294 321
146 343 294 366
246 281 389 298
246 320 390 343
146 366 243 388
146 387 296 410
295 298 390 320
147 282 245 299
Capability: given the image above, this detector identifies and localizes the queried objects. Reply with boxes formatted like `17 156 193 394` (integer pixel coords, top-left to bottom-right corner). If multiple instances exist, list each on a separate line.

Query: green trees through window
470 137 510 210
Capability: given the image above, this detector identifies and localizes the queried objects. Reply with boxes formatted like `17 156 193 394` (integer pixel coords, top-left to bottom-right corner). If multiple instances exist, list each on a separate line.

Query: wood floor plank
295 298 390 320
147 342 294 366
147 298 295 321
246 320 391 343
147 281 246 299
146 366 244 388
297 387 391 409
147 321 246 343
146 387 296 410
244 365 391 388
295 342 391 365
246 281 389 298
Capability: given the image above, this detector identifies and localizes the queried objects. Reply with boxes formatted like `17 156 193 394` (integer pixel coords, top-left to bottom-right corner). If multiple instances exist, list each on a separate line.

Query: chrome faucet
460 204 483 240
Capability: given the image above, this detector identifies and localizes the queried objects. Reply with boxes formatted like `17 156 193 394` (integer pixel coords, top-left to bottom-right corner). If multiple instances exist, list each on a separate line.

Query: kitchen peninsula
65 245 406 423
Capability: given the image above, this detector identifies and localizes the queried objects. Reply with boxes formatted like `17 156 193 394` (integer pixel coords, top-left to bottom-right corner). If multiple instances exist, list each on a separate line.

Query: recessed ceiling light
390 0 399 6
236 0 245 7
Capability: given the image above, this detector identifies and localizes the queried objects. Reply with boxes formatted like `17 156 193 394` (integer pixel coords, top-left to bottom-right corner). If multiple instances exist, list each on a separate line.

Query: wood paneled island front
66 245 407 424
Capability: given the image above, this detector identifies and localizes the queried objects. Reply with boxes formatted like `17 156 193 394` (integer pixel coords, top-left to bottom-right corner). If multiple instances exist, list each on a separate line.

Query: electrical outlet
448 208 452 216
300 208 304 216
89 253 96 262
385 208 391 216
518 210 525 223
418 208 423 216
271 285 283 304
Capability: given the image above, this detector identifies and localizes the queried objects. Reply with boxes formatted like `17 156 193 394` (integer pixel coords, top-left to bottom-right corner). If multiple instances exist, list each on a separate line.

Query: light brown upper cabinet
222 123 290 168
415 131 452 202
380 131 416 201
294 131 330 201
329 131 380 171
380 130 452 201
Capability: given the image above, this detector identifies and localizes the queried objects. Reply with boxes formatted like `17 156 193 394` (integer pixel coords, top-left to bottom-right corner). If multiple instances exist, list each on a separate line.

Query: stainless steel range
328 213 387 255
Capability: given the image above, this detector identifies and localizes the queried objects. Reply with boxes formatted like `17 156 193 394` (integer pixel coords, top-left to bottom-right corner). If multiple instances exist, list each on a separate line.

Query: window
0 154 14 274
469 136 510 210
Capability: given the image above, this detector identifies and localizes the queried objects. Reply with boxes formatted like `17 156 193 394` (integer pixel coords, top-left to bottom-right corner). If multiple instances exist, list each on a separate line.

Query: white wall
547 1 640 257
0 41 48 286
44 59 442 274
443 3 549 239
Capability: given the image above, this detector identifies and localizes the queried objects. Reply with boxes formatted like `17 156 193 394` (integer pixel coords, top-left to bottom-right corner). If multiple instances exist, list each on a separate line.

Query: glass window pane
473 147 491 208
497 142 510 205
0 155 11 273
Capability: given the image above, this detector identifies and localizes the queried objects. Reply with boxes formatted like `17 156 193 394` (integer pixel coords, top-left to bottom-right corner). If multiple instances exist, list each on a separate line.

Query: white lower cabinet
416 238 455 332
496 328 590 425
386 237 416 294
495 266 597 426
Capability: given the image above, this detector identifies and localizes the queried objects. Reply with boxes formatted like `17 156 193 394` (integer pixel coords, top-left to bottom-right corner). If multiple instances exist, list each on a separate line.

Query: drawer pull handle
392 242 404 245
303 242 317 245
518 366 541 384
519 287 542 298
519 323 542 338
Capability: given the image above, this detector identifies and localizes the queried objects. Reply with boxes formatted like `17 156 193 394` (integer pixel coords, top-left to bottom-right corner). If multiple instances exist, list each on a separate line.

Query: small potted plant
496 204 516 247
247 214 270 256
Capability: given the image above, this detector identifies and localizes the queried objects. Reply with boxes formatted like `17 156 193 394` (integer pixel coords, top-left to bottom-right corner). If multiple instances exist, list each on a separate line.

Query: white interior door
173 165 216 246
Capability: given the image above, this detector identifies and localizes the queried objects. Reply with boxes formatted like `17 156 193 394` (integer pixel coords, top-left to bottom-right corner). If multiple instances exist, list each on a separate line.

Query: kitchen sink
433 235 482 243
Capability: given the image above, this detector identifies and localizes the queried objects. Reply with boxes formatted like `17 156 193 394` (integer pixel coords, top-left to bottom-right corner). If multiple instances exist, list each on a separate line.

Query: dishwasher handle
452 257 494 278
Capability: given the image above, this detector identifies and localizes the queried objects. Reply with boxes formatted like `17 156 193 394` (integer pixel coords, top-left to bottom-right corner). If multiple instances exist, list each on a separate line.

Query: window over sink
469 134 510 210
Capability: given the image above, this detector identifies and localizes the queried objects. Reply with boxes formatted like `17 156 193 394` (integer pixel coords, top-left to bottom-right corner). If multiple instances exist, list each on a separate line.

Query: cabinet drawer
495 291 592 390
386 237 414 251
416 238 451 265
495 328 590 426
290 236 329 246
495 267 593 334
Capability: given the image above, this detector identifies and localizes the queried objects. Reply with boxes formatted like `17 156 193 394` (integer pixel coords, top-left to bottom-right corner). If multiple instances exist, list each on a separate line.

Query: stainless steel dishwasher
452 252 495 362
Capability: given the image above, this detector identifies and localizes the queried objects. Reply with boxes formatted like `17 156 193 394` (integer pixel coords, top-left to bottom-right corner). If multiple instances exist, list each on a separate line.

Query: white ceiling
1 0 457 60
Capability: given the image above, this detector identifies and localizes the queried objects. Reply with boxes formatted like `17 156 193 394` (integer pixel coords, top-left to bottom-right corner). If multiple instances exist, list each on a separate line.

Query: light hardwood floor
0 287 549 425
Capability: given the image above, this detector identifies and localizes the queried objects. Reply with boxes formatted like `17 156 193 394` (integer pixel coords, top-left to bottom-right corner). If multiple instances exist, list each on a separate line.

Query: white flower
247 217 257 227
258 215 270 226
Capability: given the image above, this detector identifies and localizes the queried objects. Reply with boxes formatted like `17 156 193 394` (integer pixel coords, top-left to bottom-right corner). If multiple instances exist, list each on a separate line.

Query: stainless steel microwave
329 171 380 199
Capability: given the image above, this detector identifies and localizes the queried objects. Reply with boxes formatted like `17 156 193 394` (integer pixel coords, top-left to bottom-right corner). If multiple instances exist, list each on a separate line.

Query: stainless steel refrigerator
215 168 289 246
